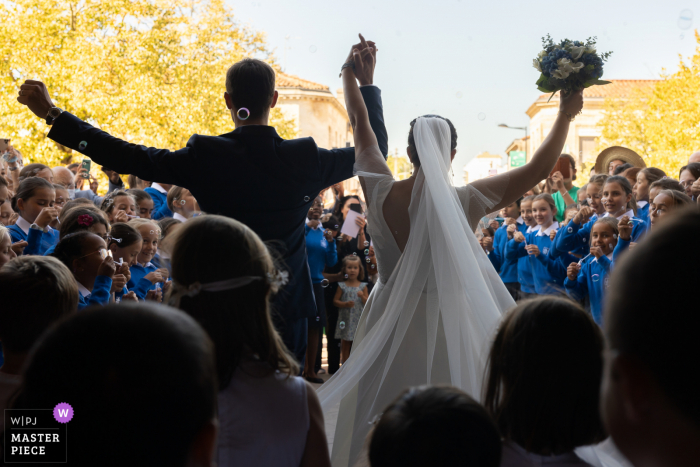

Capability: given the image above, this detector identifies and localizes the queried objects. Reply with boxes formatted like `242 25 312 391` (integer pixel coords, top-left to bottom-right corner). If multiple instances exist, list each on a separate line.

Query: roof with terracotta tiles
537 79 659 101
276 72 329 91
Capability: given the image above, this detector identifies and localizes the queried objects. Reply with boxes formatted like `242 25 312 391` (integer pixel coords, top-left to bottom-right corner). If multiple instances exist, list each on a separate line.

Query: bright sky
227 0 698 173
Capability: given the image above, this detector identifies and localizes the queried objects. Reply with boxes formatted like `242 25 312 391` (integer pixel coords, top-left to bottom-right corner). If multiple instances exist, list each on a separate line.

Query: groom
17 41 387 370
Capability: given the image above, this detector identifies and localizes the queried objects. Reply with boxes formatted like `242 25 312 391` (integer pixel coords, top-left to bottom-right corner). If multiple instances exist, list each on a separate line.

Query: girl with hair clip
167 186 199 222
126 189 154 219
51 231 116 310
7 178 59 255
565 217 619 326
555 175 646 256
100 190 137 224
613 189 693 262
165 215 331 467
633 168 666 222
505 194 566 295
333 255 369 363
484 297 612 467
42 207 110 256
105 223 142 302
126 218 168 301
18 163 53 183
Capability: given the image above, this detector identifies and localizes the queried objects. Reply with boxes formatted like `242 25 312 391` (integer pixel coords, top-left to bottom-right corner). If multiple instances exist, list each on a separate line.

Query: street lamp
498 123 528 138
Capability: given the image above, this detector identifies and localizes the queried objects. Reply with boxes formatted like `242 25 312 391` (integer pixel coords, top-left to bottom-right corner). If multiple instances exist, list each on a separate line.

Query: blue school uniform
506 222 566 295
555 210 647 254
77 276 112 310
144 183 173 220
490 218 528 285
516 225 540 295
128 261 158 299
8 217 60 256
636 201 650 224
564 254 612 326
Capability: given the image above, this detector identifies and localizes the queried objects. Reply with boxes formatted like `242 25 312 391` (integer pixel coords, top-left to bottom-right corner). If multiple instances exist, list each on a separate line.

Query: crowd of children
481 152 699 328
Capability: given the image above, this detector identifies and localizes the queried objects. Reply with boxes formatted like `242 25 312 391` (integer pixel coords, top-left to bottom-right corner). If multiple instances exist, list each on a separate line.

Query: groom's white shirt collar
536 222 559 236
151 183 168 194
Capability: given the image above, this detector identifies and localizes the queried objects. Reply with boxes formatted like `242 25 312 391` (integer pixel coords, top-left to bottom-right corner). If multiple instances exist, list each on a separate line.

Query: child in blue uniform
489 198 527 300
556 175 646 255
506 194 565 295
107 223 144 300
127 218 167 300
7 178 60 255
52 231 115 310
632 168 666 223
554 174 607 256
565 217 619 325
144 183 173 220
514 196 539 299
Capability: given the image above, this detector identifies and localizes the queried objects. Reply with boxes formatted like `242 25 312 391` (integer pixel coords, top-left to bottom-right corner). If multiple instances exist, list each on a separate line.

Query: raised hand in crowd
121 291 138 302
691 178 700 199
480 235 494 253
506 223 517 239
549 229 557 241
11 240 28 256
513 231 526 243
488 219 500 230
113 210 129 224
111 273 128 294
589 245 604 259
144 270 165 285
618 215 632 241
97 254 116 279
323 229 334 243
145 288 163 302
573 206 594 225
525 244 540 257
566 262 580 281
34 206 59 229
346 35 377 86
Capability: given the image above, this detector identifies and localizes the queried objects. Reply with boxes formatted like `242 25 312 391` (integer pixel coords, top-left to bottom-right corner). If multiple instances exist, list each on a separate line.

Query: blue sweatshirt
564 254 612 326
505 223 566 295
516 226 539 294
144 185 173 220
555 211 647 255
490 220 528 284
636 201 650 224
8 220 60 256
305 225 338 284
78 275 113 310
128 262 158 299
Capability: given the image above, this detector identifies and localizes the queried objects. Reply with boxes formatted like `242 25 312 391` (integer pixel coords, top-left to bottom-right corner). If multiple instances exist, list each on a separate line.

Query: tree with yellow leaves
598 32 700 177
0 0 296 172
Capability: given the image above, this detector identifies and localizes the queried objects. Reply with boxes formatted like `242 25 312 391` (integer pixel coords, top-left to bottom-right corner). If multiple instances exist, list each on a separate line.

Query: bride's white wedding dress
317 118 516 467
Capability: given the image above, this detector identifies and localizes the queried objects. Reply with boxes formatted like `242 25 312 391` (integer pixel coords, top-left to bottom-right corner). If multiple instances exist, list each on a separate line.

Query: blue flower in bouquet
533 35 612 99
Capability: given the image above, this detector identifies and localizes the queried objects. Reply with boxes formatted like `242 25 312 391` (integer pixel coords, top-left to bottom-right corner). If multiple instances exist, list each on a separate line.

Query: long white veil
317 117 515 466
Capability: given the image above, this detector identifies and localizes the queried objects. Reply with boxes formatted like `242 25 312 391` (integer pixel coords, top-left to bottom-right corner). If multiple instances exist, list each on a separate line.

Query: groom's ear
224 92 233 110
270 90 279 109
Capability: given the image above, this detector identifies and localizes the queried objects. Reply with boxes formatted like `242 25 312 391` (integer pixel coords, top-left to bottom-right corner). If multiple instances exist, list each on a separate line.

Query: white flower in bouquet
533 35 612 100
570 45 586 60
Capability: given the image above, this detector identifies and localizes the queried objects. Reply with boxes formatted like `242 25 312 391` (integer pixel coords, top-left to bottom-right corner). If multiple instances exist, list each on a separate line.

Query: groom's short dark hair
225 58 276 119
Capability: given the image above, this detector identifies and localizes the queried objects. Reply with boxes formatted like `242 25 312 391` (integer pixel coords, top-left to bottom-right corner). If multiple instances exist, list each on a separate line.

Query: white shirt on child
536 222 560 237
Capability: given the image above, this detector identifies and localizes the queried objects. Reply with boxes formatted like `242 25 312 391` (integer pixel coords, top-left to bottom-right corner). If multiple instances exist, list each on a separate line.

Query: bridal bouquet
533 35 612 99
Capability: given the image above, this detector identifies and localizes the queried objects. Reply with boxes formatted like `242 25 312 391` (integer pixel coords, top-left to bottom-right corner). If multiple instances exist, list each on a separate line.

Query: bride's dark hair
407 115 458 167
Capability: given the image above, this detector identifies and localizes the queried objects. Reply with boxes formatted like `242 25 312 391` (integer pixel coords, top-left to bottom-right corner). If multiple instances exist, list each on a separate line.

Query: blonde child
333 255 369 363
100 190 137 224
126 218 168 301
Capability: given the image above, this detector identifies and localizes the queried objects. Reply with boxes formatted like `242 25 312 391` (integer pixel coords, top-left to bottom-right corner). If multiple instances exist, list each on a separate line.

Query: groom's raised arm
47 112 192 187
17 80 192 187
318 40 387 187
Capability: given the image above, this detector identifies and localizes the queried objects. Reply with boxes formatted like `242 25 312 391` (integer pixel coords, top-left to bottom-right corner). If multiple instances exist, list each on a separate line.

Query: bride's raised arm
342 35 393 196
470 90 584 213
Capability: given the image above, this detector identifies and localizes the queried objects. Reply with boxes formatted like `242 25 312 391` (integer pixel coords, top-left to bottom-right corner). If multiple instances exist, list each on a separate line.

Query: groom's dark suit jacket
48 86 388 321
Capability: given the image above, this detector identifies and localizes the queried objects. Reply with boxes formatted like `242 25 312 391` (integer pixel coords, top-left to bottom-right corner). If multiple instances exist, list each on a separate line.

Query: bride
318 35 584 467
